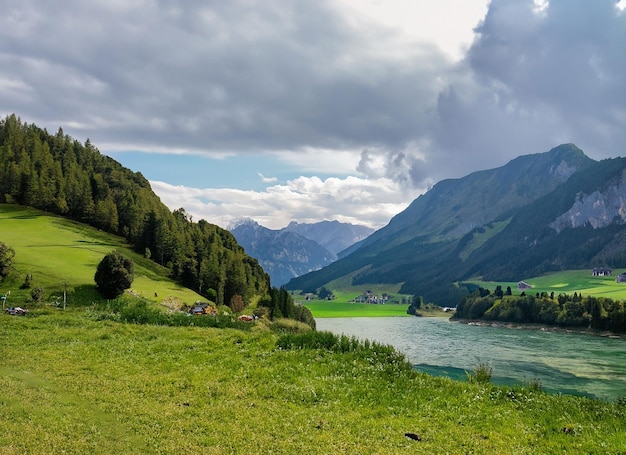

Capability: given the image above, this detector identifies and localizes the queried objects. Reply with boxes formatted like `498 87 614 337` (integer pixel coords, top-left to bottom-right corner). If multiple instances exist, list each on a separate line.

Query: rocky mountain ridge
230 219 373 286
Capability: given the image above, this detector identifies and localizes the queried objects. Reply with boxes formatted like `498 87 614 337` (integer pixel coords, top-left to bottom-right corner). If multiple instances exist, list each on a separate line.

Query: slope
0 204 203 306
287 144 607 304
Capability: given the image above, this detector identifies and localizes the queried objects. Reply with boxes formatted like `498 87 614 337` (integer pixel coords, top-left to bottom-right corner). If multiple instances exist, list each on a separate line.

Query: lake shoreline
451 318 626 339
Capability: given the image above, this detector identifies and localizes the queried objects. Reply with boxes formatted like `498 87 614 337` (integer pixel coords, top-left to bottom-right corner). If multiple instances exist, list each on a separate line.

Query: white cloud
258 173 277 183
150 175 422 230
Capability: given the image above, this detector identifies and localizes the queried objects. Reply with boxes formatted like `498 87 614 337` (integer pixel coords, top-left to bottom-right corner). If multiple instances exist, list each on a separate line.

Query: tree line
0 114 270 308
453 286 626 333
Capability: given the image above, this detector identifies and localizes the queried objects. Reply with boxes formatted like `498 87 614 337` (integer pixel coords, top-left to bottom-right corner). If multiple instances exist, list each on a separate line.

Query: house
189 301 217 315
592 267 612 276
517 281 532 290
616 273 626 283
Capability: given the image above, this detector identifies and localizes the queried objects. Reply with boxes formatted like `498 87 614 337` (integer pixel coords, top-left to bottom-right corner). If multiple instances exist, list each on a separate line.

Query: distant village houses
616 273 626 283
592 267 612 276
351 290 389 304
517 281 532 290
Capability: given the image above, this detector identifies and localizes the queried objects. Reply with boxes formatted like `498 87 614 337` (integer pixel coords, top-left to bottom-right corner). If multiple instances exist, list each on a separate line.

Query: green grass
2 310 625 454
466 269 626 301
2 204 626 452
0 204 203 309
303 301 410 318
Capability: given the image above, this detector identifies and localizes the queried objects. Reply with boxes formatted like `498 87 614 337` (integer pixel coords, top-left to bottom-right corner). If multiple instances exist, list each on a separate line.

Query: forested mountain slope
0 114 269 306
288 145 626 305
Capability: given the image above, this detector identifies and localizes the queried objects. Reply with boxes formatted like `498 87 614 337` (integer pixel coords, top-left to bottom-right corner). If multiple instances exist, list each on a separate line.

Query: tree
318 286 334 300
0 241 15 280
94 251 134 299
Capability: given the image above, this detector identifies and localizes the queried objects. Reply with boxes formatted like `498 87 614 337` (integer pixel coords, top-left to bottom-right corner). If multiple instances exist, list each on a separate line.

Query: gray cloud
0 0 445 155
431 0 626 172
1 0 625 227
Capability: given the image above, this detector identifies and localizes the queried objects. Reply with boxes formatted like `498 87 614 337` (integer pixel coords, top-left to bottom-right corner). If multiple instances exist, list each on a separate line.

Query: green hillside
0 115 270 308
466 269 626 302
288 148 626 307
0 204 202 308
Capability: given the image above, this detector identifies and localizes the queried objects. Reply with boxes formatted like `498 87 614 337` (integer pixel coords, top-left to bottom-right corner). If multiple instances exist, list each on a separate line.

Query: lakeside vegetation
453 287 626 332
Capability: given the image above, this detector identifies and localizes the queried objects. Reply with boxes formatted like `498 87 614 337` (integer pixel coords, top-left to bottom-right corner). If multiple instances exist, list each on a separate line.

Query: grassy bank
2 309 626 454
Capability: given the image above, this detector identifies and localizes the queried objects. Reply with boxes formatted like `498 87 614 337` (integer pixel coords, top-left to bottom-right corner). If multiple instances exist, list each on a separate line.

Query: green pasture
466 269 626 301
303 301 411 318
2 310 625 454
0 204 203 308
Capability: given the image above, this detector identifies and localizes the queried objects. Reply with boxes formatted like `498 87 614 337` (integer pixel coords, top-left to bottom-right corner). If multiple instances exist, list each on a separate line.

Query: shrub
30 286 44 303
94 251 134 299
466 362 492 384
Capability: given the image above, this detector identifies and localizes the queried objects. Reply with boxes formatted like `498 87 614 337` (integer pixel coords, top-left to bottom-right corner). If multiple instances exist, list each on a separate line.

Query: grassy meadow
3 309 626 454
0 204 202 309
302 300 410 318
465 269 626 301
2 204 626 453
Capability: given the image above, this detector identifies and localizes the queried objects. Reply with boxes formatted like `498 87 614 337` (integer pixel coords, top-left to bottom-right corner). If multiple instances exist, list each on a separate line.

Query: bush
466 362 492 384
270 318 313 334
30 286 44 303
94 251 134 299
0 241 15 280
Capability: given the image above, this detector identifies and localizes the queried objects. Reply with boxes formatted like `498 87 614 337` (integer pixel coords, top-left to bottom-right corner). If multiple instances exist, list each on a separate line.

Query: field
300 270 626 319
465 269 626 301
2 205 626 453
302 301 410 318
3 309 626 454
0 204 202 309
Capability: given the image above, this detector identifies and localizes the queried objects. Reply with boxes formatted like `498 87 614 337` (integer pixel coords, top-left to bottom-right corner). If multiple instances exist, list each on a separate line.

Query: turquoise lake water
316 317 626 401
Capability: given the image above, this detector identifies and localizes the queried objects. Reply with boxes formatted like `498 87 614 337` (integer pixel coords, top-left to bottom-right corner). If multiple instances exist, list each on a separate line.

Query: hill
0 114 269 307
0 204 204 308
287 145 626 305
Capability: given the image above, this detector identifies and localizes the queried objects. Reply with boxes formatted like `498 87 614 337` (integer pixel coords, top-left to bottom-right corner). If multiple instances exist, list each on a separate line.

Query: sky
1 0 625 230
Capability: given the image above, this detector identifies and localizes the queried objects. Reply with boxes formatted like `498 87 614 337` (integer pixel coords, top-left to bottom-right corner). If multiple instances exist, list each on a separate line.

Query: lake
316 316 626 401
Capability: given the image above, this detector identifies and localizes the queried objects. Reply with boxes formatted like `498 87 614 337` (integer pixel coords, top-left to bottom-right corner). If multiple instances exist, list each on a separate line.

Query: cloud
1 0 625 229
150 175 422 230
431 0 626 168
0 0 447 155
258 173 277 184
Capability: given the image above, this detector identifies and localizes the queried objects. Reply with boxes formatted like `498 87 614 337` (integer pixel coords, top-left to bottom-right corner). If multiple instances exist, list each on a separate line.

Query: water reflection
316 317 626 400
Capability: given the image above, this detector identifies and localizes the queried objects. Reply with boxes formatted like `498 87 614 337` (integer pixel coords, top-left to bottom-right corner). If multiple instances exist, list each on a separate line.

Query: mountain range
230 219 373 286
287 144 626 305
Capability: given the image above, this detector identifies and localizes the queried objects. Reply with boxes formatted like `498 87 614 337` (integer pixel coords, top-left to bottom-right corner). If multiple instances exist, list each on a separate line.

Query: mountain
283 220 373 256
230 220 336 286
230 219 373 286
286 144 626 305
